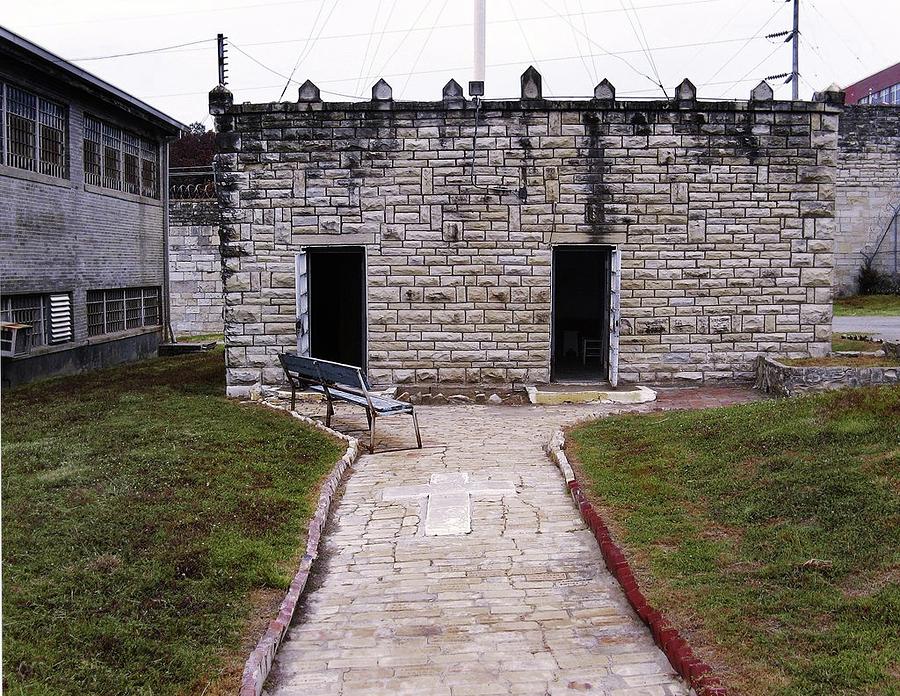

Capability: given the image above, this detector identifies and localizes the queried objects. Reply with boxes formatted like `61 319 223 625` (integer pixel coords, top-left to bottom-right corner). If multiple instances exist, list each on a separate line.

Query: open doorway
551 246 613 382
304 247 366 367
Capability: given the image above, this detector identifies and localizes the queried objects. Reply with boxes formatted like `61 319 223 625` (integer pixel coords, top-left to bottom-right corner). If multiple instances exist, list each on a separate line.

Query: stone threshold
526 384 657 405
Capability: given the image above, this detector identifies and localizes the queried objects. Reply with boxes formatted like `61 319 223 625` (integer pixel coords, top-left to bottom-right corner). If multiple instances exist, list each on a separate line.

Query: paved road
833 316 900 341
264 388 760 695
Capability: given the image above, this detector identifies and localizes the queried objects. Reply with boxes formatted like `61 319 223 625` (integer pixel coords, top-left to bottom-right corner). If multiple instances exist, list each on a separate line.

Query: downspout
162 139 175 344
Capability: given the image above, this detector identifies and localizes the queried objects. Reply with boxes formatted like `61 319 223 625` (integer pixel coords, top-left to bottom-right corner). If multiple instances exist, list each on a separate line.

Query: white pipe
474 0 486 83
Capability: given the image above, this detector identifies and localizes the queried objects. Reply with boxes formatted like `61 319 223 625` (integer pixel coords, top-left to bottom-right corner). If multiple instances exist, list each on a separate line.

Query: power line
538 0 663 92
562 0 596 86
23 0 734 31
148 35 765 100
372 1 438 82
508 0 551 89
400 0 451 99
67 37 217 62
354 0 384 96
706 1 786 84
621 0 668 98
358 0 399 96
577 0 600 84
278 0 337 100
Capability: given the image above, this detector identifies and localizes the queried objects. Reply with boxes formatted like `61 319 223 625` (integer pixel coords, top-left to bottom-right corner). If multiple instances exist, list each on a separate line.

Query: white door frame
548 243 620 385
295 245 368 370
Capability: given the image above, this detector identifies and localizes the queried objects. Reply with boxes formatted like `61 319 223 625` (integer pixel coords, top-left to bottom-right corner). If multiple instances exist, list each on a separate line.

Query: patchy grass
568 387 900 696
784 355 900 368
2 350 343 695
176 332 224 343
832 336 883 353
834 294 900 316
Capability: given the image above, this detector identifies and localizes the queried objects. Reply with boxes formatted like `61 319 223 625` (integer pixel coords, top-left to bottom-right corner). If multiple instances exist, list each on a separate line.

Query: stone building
168 198 224 337
0 27 185 386
210 69 840 396
834 105 900 294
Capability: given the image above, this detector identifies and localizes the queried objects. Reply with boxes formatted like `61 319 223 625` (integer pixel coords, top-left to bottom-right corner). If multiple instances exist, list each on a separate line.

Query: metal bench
279 353 421 452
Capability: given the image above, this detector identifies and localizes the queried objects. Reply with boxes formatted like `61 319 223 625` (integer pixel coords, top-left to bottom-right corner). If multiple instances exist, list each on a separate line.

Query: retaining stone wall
168 200 223 337
212 76 838 394
755 355 900 396
834 106 900 295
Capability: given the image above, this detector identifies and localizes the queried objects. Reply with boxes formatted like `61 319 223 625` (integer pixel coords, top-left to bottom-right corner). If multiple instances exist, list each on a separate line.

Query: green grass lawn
832 336 883 353
834 294 900 316
568 387 900 696
2 351 342 695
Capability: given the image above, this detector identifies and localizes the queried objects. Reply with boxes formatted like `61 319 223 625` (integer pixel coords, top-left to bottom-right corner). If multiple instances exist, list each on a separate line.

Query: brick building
844 62 900 106
0 27 185 386
211 71 841 396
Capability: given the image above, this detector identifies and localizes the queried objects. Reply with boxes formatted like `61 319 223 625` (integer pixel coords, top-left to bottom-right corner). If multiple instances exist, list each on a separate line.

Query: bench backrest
280 353 368 393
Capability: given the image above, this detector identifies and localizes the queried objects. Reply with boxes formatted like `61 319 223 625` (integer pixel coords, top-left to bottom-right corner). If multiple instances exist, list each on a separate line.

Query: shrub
857 260 900 295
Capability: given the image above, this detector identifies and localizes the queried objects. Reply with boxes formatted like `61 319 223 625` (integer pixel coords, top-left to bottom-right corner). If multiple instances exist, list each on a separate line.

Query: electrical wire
354 0 384 96
373 0 435 79
720 38 784 96
67 37 217 62
400 0 450 99
563 0 596 86
706 1 786 84
148 35 763 100
578 0 600 84
278 0 340 101
508 0 551 90
361 0 399 94
620 0 667 98
538 0 661 94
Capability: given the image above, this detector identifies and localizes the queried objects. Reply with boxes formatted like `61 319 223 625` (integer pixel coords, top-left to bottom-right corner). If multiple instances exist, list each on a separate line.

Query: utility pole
217 33 228 87
791 0 799 100
474 0 485 85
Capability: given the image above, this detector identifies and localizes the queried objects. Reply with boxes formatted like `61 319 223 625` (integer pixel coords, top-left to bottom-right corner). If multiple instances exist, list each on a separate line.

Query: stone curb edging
239 402 361 696
546 430 728 696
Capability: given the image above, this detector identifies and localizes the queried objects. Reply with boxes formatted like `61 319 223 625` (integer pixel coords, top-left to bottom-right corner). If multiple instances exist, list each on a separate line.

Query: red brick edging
546 430 728 696
239 402 361 696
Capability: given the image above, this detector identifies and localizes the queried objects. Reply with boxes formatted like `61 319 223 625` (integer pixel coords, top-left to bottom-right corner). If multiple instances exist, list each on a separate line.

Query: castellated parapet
210 69 839 396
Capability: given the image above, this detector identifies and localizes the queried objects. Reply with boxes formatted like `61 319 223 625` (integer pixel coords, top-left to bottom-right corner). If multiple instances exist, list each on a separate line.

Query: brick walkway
266 389 760 695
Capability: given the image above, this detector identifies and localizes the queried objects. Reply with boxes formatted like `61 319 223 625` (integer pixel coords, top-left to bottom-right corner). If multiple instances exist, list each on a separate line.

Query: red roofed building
844 61 900 105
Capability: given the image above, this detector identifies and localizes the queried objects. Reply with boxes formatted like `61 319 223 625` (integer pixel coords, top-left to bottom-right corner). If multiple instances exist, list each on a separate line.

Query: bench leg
325 398 334 427
291 385 296 411
369 411 376 453
411 410 422 448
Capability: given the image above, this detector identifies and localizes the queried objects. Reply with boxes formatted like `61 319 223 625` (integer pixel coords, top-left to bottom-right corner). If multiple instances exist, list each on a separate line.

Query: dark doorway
308 247 365 367
551 246 611 382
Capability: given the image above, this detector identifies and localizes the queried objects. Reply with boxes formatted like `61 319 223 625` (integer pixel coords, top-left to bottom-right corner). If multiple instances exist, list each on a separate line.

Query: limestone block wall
168 200 223 336
835 105 900 295
211 76 838 394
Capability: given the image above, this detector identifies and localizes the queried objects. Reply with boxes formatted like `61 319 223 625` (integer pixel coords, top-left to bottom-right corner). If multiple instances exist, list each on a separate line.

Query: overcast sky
4 0 898 126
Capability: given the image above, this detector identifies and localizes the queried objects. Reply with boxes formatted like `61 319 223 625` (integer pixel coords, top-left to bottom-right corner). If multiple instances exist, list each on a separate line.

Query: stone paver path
267 389 760 695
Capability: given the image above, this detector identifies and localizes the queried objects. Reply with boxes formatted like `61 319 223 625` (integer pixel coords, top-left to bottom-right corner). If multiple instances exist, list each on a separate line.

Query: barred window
102 122 122 190
84 115 102 185
87 287 162 336
1 293 73 354
140 138 159 198
84 113 159 198
1 83 68 178
123 132 141 195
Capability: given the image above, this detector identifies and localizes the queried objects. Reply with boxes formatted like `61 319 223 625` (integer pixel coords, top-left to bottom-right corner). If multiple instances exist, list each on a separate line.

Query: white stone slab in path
383 472 516 535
